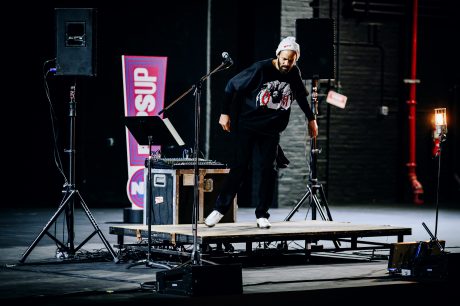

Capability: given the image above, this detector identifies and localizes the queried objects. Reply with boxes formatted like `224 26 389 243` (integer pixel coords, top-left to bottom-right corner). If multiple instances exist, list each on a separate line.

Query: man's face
277 50 297 74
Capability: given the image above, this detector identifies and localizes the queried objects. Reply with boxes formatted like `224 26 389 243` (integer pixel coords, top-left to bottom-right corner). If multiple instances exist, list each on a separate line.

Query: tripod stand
157 52 233 266
124 116 184 269
409 126 448 278
420 124 448 253
20 83 118 263
156 53 242 297
284 78 340 249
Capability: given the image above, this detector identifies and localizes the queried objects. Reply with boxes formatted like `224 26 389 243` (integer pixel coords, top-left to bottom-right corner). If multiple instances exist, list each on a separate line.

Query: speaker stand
19 83 118 263
284 77 340 249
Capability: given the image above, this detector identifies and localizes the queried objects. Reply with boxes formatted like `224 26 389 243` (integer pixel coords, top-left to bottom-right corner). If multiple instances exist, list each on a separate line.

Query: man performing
205 36 318 229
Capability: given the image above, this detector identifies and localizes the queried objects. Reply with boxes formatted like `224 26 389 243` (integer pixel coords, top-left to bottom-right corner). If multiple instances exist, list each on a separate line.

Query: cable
244 273 390 288
43 59 73 250
42 58 68 185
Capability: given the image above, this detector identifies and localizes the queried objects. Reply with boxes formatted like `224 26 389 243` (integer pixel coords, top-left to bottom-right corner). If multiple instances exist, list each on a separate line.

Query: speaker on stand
295 18 335 80
283 19 338 251
56 8 97 77
19 8 118 264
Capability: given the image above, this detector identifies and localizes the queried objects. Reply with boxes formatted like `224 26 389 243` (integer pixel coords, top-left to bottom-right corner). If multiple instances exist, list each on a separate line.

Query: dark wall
326 0 460 205
4 0 457 209
3 0 280 209
325 7 404 204
412 3 460 204
4 1 208 208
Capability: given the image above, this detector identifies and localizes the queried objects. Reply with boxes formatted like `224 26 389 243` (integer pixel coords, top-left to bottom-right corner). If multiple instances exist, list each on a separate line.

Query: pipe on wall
404 0 424 204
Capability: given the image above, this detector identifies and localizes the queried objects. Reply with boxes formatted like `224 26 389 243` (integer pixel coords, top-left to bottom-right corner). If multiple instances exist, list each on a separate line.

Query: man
205 36 318 229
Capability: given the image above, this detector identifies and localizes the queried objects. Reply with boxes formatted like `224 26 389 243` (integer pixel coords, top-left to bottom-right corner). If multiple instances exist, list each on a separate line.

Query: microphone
222 52 233 66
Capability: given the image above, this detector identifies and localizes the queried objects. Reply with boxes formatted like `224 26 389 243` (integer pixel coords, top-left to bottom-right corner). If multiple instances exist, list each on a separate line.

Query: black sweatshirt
221 59 315 135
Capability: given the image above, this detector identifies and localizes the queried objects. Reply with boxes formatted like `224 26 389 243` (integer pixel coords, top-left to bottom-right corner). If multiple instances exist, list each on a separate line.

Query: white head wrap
275 36 300 61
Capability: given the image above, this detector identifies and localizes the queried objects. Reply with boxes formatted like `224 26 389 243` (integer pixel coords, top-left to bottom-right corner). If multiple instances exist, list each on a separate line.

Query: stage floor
109 220 411 258
1 205 459 305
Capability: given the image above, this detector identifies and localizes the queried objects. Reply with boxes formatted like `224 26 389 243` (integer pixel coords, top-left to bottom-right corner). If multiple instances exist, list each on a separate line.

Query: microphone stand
156 55 244 298
433 130 446 239
421 127 447 252
159 55 232 266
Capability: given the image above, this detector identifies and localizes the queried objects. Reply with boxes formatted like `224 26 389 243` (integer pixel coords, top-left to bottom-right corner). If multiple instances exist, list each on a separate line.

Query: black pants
215 129 279 219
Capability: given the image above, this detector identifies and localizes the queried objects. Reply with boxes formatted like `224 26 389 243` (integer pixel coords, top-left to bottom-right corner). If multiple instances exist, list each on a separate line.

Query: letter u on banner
122 55 168 209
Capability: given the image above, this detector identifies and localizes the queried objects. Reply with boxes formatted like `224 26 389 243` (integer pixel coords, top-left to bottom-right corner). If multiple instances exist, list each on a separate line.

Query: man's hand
308 119 318 138
219 114 231 132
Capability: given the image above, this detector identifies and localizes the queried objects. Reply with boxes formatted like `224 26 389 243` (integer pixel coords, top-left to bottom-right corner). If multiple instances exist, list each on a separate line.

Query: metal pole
405 0 424 205
192 83 202 265
65 83 77 254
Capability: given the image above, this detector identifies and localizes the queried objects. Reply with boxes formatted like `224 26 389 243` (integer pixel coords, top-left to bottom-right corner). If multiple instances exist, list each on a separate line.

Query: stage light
433 108 447 158
434 108 447 136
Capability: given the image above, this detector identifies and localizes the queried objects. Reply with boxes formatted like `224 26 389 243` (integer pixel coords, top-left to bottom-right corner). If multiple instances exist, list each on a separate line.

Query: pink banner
122 55 167 209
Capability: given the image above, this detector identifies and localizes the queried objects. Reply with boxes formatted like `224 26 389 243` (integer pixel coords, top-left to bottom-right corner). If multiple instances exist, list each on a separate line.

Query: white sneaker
256 218 271 229
204 210 224 227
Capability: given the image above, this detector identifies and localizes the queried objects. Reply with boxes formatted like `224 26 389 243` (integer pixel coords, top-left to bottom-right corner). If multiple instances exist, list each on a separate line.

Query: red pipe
406 0 424 204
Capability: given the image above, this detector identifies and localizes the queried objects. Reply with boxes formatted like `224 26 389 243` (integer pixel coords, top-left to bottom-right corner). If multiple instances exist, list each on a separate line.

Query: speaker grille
295 18 335 79
55 8 97 77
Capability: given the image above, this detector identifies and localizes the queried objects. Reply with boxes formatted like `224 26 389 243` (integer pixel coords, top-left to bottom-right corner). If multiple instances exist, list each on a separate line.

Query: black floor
1 205 459 305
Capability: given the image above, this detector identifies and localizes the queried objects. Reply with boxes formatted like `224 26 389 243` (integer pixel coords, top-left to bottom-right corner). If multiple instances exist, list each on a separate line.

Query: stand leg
19 189 119 263
126 153 171 270
175 257 218 270
74 191 118 260
310 193 328 221
284 186 312 221
65 190 75 255
422 222 444 252
19 191 75 263
312 184 341 248
318 184 334 221
126 257 172 269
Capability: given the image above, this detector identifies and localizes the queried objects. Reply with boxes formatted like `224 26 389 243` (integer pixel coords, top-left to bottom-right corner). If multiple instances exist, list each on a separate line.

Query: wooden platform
109 220 412 254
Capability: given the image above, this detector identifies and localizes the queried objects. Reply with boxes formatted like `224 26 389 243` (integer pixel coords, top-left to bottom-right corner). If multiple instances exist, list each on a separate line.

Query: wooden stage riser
109 221 411 251
112 232 408 245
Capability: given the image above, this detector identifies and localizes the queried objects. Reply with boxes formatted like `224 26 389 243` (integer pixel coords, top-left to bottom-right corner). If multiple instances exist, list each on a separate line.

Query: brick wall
211 0 459 208
278 0 403 206
278 0 313 208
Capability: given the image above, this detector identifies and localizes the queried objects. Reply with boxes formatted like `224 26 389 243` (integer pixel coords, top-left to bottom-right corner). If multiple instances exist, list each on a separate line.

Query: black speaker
55 8 97 76
156 264 243 296
295 18 335 79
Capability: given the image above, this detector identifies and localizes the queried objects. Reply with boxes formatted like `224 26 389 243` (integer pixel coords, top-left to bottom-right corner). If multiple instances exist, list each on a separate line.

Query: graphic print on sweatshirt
256 80 292 110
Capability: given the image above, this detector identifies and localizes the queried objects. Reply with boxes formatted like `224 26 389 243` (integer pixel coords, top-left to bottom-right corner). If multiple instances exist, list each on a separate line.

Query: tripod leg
312 189 341 248
311 194 328 221
65 192 76 255
19 191 76 263
318 185 334 221
74 191 119 262
284 187 312 221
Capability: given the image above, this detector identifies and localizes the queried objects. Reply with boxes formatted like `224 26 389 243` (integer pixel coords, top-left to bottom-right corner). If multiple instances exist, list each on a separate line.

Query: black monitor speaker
55 8 97 77
295 18 335 79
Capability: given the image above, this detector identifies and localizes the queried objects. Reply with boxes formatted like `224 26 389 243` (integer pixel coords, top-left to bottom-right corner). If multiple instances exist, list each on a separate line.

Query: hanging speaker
295 18 335 79
55 8 97 76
